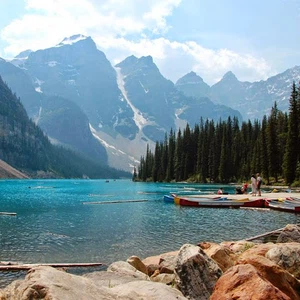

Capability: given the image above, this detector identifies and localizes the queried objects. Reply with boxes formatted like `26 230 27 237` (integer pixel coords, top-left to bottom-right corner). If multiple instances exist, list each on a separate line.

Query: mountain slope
0 75 128 178
0 159 29 179
19 34 138 139
0 57 107 164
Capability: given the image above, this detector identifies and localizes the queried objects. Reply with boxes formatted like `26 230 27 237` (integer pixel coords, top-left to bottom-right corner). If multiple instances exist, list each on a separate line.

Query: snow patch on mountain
56 34 88 47
48 61 58 67
115 67 148 130
35 87 43 93
139 81 149 93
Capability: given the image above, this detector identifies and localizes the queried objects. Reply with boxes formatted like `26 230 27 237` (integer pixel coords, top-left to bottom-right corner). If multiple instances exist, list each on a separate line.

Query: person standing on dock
251 174 257 196
256 173 262 196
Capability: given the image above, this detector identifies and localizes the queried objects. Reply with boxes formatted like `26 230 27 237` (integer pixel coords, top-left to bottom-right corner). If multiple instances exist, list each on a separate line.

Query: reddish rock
201 242 236 272
126 256 148 275
211 264 291 300
237 253 300 299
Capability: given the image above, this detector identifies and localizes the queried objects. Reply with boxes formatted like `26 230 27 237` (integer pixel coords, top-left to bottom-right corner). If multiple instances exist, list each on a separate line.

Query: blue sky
0 0 299 85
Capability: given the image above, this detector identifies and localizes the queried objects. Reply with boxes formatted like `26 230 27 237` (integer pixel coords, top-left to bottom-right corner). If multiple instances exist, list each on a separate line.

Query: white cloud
94 37 273 85
0 0 274 85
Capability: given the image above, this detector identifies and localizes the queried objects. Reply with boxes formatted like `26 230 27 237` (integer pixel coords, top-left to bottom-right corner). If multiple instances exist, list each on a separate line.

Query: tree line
137 82 300 186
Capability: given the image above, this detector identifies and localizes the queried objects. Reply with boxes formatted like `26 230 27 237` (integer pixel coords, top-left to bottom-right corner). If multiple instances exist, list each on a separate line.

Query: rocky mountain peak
176 71 206 86
221 71 238 82
57 34 89 46
14 49 33 59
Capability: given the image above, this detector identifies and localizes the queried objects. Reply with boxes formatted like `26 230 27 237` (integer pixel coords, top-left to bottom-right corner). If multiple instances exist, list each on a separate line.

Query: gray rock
107 261 149 280
0 266 187 299
277 224 300 243
174 244 222 300
266 242 300 279
111 280 187 299
83 270 143 288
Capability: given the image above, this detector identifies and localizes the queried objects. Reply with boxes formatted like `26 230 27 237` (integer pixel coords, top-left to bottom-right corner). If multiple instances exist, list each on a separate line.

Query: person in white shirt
251 174 257 196
256 173 262 196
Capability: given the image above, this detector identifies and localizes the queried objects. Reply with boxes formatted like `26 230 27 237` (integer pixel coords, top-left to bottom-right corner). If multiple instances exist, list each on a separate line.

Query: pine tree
283 82 299 183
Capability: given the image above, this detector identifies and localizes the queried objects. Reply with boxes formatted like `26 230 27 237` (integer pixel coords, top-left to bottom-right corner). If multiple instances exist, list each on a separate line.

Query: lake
0 179 299 287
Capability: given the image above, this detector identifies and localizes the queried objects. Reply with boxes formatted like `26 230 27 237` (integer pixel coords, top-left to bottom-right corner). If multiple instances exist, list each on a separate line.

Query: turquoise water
0 179 299 286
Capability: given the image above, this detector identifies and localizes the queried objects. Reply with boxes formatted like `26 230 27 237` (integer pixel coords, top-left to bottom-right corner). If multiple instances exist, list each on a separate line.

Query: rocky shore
1 224 300 299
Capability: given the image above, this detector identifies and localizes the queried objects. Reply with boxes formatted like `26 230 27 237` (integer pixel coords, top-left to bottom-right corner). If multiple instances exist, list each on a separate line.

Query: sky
0 0 299 85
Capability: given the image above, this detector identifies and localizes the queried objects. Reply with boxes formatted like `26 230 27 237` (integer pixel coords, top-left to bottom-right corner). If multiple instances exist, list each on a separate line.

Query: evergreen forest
137 82 300 186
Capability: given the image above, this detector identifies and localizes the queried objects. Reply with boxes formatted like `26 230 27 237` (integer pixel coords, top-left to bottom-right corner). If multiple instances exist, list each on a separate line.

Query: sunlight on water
0 179 299 287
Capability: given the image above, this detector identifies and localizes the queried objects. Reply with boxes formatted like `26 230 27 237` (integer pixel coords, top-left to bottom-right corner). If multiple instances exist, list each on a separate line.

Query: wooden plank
0 262 104 271
83 200 148 205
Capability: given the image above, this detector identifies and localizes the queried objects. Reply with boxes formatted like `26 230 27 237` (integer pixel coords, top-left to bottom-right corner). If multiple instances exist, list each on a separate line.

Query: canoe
266 199 300 213
163 194 175 202
174 195 266 208
174 196 242 208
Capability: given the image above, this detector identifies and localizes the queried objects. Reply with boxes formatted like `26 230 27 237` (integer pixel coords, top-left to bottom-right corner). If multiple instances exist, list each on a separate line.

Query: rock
220 240 256 254
266 243 300 279
142 250 178 266
111 280 187 299
237 251 300 299
210 264 291 300
277 224 300 243
237 242 277 257
159 251 178 274
126 256 148 275
0 266 116 300
174 244 222 300
83 270 143 288
107 261 149 280
150 273 175 285
0 266 187 299
201 242 236 272
146 263 159 276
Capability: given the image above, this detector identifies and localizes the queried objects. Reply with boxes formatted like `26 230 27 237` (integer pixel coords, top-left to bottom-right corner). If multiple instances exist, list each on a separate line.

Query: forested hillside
0 76 129 178
137 83 300 186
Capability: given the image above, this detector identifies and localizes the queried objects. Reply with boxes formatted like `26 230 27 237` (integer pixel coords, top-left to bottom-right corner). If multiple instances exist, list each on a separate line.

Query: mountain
0 75 128 178
0 57 107 164
175 72 243 123
178 67 300 120
18 34 138 139
5 34 297 171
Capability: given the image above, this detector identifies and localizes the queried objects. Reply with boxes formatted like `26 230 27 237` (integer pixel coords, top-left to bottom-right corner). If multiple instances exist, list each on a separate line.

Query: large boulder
174 244 222 300
0 266 187 299
277 224 300 243
0 266 115 300
266 243 300 279
83 270 143 288
111 280 187 299
199 241 236 272
107 261 149 280
211 264 291 300
237 251 300 299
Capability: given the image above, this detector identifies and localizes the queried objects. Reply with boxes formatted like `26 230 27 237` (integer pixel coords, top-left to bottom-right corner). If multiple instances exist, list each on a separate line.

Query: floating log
0 262 104 271
83 199 148 205
245 224 300 241
0 212 16 216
